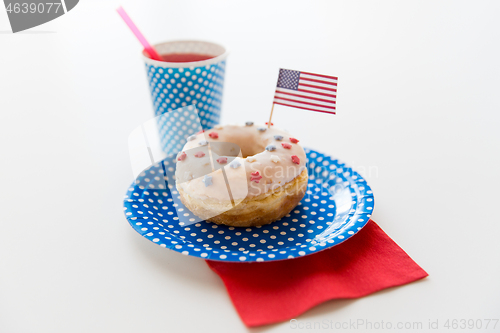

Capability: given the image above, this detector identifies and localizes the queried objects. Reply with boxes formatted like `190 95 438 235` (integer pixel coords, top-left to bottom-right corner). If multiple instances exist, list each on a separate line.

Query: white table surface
1 1 499 332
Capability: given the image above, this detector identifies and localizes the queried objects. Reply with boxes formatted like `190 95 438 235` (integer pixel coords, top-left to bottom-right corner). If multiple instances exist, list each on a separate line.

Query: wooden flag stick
267 103 275 128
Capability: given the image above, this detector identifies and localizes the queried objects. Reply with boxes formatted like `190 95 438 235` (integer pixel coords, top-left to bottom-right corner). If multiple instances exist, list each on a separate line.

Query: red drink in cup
159 53 215 63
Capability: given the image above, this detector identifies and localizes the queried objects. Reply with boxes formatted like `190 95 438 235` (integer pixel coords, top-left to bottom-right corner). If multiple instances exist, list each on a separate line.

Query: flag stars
276 69 300 90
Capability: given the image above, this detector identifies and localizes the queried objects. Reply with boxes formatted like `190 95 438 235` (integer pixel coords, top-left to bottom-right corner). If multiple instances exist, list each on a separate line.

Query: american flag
273 69 337 114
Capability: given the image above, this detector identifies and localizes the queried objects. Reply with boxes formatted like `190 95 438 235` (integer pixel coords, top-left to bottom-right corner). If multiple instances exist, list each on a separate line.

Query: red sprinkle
194 151 205 158
217 157 227 164
250 171 262 183
291 155 300 164
282 143 292 149
265 122 274 126
177 152 187 161
197 130 205 134
209 132 219 139
290 137 299 144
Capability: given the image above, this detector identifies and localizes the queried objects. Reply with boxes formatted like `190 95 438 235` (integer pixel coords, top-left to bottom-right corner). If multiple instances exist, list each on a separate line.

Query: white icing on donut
175 124 307 201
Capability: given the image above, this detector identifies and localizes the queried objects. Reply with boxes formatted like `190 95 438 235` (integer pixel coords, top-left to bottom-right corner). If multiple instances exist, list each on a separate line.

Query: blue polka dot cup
143 40 228 156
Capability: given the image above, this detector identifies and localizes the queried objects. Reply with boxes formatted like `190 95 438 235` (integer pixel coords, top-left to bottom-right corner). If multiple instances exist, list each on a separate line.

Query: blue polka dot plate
123 148 374 262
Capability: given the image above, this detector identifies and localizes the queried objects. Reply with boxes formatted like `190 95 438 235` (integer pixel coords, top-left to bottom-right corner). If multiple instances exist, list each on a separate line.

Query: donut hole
210 132 266 158
240 144 266 158
209 142 242 157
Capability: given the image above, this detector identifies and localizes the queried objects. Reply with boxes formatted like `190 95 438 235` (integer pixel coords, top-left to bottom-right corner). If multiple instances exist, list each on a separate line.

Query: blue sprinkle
229 160 241 169
274 135 283 141
198 140 208 146
257 127 267 132
245 121 254 126
202 175 213 187
265 144 277 151
187 135 196 141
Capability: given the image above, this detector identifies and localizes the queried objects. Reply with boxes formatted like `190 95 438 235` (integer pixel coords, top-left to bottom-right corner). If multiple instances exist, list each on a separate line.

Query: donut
175 123 308 227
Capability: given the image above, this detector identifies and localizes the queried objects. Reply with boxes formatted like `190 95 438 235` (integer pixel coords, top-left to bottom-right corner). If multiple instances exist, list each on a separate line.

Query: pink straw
116 6 162 61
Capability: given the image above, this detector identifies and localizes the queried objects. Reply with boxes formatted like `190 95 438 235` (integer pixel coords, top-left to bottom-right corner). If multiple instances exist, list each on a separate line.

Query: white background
1 0 499 332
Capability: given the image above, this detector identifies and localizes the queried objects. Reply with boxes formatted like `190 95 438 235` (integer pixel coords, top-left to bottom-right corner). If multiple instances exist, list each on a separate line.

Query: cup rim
142 40 229 68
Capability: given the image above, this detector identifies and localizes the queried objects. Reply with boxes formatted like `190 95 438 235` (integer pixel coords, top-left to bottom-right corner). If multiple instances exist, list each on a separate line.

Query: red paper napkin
206 220 428 327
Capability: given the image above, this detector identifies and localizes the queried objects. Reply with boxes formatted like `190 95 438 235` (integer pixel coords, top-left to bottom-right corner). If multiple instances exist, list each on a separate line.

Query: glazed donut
175 122 308 227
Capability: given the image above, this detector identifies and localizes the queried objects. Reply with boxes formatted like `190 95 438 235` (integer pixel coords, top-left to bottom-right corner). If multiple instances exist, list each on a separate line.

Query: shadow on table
128 229 222 287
